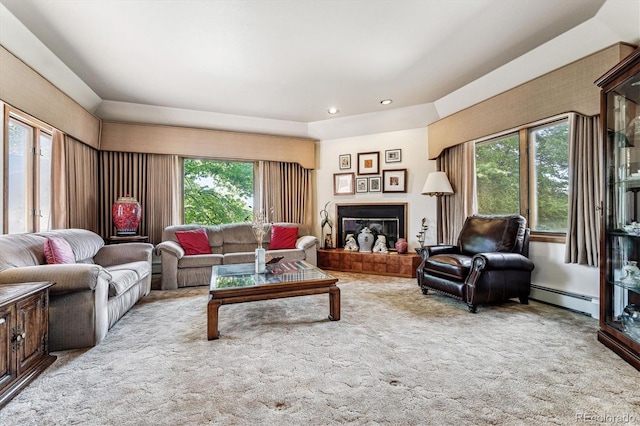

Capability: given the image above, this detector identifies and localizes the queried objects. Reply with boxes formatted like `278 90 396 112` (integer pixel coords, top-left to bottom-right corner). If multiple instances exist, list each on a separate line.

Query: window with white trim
4 106 53 233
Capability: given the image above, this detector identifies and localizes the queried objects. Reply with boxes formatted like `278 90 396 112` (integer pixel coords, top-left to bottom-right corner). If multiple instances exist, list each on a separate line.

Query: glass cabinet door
605 66 640 346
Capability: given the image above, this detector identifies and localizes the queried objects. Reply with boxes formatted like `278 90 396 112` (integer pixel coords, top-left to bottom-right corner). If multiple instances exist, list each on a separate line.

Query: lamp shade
421 171 454 196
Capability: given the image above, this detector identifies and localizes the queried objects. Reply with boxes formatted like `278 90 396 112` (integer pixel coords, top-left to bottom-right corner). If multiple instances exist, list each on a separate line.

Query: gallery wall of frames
333 149 406 196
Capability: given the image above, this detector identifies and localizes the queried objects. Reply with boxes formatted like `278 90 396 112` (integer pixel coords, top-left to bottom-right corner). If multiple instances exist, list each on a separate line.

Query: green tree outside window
183 159 254 225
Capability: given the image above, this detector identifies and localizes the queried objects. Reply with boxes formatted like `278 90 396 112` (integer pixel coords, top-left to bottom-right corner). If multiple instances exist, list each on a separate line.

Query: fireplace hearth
336 203 407 251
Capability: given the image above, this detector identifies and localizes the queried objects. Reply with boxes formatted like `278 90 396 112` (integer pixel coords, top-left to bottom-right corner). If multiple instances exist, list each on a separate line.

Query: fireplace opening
336 203 407 250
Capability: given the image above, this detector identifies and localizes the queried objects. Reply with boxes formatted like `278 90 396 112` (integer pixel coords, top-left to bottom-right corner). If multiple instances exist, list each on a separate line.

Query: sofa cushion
424 254 472 280
105 261 151 281
163 225 224 254
0 233 47 270
44 236 76 264
268 225 298 250
176 228 212 255
223 252 257 265
221 223 260 253
178 254 224 268
104 268 140 297
38 229 104 263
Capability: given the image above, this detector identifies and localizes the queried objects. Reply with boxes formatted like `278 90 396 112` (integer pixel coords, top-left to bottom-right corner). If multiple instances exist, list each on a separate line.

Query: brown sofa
0 229 153 350
416 214 534 312
155 222 319 290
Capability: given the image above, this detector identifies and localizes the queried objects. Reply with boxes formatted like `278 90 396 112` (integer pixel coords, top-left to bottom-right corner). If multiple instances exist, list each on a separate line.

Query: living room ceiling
0 0 636 139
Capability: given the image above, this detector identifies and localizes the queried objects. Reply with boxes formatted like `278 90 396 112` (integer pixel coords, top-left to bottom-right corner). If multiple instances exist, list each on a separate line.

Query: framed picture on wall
369 176 381 192
382 169 407 193
339 154 351 170
356 177 368 193
357 152 380 175
385 149 401 163
334 172 355 195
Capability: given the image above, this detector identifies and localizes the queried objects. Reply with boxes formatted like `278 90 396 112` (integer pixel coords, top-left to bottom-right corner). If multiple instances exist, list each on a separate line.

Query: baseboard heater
529 284 599 319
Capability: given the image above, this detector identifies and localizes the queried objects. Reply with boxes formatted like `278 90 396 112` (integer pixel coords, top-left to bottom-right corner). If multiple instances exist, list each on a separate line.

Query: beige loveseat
0 229 153 351
155 222 319 290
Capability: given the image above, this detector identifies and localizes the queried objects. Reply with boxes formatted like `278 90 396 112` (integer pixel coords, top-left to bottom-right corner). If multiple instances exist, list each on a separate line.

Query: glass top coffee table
207 260 340 339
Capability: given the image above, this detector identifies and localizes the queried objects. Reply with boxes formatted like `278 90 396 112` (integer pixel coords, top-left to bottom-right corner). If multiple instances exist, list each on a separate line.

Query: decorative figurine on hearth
344 234 358 251
372 235 388 253
320 201 334 249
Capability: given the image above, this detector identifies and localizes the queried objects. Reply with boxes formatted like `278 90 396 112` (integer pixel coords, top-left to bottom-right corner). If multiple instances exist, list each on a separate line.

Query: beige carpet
1 272 639 425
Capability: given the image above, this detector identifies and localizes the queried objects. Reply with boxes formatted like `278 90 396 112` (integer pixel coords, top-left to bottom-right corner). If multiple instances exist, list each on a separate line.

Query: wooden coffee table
207 260 340 339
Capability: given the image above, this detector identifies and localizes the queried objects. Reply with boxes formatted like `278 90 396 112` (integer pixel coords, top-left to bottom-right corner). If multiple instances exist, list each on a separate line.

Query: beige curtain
256 161 311 225
565 113 602 266
99 152 181 245
51 134 98 231
146 154 182 244
50 130 67 229
437 141 477 244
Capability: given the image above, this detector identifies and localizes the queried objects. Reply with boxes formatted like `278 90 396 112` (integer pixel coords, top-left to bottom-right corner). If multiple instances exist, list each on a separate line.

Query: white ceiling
1 0 639 140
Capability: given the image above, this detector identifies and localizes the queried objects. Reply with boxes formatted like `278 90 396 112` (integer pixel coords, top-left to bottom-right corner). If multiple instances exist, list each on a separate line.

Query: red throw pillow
269 226 298 250
44 236 76 264
175 228 212 255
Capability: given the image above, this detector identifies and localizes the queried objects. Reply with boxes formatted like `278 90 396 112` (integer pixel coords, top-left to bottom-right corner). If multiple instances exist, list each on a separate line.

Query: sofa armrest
472 252 535 272
296 235 319 266
94 243 154 267
0 264 111 294
155 240 185 290
154 240 185 259
296 235 319 250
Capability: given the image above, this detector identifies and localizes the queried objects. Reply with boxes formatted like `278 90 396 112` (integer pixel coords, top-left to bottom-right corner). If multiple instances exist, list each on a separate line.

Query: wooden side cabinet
0 282 56 408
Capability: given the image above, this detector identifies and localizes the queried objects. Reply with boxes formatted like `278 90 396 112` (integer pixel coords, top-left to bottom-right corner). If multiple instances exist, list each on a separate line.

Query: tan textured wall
427 43 637 159
0 46 100 148
100 121 317 169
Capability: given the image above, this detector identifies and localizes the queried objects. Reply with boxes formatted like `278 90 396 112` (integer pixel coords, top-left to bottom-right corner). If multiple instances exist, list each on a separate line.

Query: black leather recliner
416 214 535 313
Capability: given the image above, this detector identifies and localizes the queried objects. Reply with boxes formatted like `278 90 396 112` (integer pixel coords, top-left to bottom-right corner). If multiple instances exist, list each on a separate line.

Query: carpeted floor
1 272 639 425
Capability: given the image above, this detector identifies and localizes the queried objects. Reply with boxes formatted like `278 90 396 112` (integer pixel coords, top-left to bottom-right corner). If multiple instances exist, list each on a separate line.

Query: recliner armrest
425 245 459 256
472 252 535 271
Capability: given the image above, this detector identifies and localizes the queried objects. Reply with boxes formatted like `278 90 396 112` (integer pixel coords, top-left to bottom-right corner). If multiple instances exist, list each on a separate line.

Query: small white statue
344 234 359 251
372 235 388 253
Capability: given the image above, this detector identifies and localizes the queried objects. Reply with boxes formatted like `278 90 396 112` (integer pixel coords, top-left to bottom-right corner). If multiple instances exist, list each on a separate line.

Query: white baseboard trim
529 284 599 319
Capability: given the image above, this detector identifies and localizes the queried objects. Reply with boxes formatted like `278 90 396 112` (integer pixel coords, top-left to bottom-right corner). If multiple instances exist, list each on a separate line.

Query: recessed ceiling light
327 107 340 115
380 99 393 105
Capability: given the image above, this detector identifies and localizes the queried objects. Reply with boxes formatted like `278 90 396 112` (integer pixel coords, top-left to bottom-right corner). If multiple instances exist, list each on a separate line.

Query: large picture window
476 134 520 215
475 117 569 239
4 106 53 233
183 159 254 225
529 121 569 233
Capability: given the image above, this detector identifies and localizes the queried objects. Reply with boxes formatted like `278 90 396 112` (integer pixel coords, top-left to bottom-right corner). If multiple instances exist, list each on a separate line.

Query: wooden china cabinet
596 47 640 370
